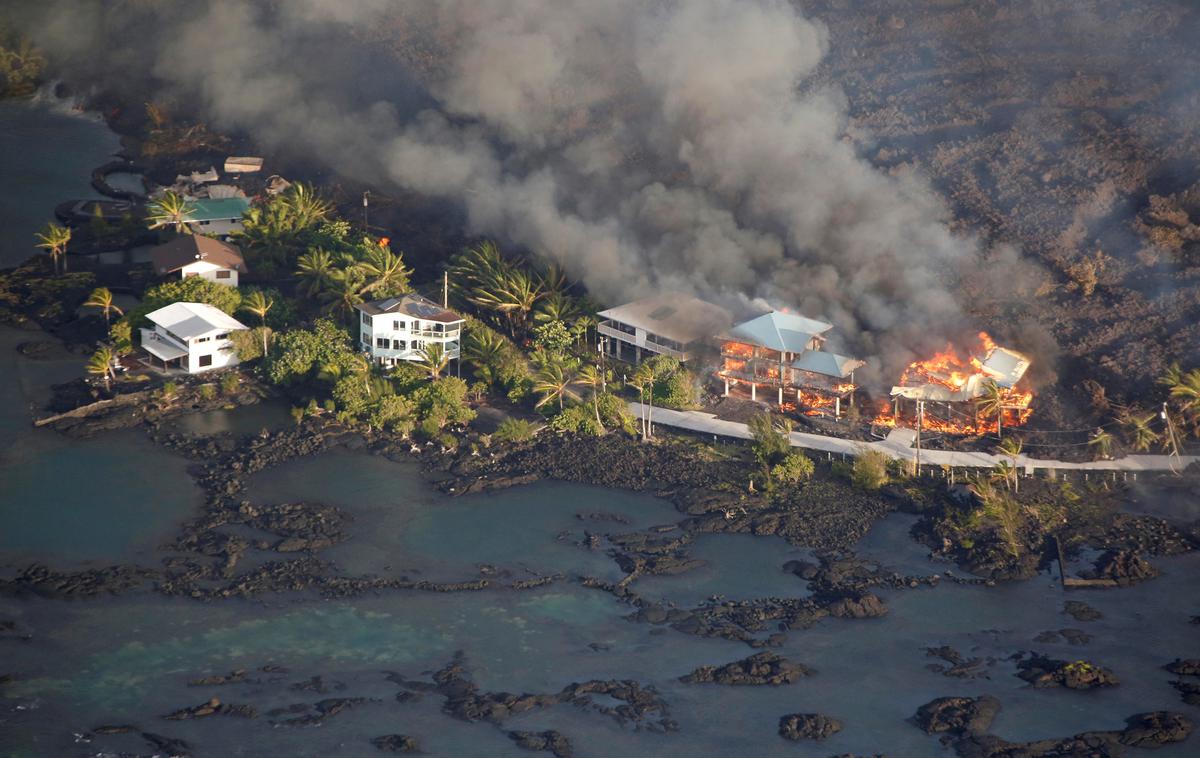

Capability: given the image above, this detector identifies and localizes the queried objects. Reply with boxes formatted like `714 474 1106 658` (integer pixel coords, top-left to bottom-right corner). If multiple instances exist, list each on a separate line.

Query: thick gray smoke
18 0 1017 383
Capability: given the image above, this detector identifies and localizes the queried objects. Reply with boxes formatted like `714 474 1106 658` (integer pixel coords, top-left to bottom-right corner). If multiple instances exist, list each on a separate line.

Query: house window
198 354 213 368
361 312 371 325
215 333 229 340
376 337 389 349
196 336 210 343
215 270 231 279
412 340 424 351
392 339 406 350
393 320 401 330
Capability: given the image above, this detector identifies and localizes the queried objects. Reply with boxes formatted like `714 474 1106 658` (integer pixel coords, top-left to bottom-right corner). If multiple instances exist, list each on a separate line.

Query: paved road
629 403 1198 474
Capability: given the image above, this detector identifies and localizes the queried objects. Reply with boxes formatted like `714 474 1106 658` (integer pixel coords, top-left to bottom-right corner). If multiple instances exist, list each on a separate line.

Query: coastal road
628 403 1199 475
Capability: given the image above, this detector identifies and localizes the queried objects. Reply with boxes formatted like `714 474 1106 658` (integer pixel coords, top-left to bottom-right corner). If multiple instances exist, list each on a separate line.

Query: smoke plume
15 0 1029 383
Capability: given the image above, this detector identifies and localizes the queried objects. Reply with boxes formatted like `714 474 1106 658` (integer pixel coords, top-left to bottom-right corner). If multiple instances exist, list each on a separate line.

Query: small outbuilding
223 156 263 174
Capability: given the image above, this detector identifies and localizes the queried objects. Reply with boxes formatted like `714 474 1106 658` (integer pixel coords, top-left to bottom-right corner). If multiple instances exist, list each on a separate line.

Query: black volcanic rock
914 696 1000 736
680 652 813 685
779 713 843 741
371 734 420 752
507 730 572 757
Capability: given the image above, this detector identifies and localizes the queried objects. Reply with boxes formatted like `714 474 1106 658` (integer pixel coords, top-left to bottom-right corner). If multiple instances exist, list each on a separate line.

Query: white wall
184 218 242 236
180 260 239 286
185 332 241 373
359 312 462 364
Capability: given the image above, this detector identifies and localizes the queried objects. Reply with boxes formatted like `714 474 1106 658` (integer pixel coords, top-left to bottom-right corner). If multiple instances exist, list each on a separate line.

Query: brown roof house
150 236 248 287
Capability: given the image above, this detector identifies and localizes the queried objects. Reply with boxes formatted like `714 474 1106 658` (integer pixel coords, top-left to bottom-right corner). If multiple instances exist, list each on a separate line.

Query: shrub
654 367 700 409
597 392 637 435
158 381 179 400
772 451 815 484
199 384 217 400
219 372 240 395
290 406 305 426
851 448 890 491
549 404 602 436
493 417 540 443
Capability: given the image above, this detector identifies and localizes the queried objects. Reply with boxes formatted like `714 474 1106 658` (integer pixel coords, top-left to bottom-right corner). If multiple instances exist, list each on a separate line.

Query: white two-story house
141 301 249 374
149 235 248 287
356 294 465 367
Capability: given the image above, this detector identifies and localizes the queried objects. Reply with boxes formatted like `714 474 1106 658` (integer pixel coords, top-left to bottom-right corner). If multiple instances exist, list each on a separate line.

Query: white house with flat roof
597 293 732 363
356 294 465 367
140 301 248 374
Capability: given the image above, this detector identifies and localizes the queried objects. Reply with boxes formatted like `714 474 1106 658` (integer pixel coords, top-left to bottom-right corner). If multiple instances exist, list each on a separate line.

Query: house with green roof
181 197 251 236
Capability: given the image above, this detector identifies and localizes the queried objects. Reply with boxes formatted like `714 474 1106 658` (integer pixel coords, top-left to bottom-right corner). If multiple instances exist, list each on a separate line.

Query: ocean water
0 96 120 269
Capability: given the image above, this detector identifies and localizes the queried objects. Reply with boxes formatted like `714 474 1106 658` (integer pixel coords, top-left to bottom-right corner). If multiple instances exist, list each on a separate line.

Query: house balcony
140 328 189 362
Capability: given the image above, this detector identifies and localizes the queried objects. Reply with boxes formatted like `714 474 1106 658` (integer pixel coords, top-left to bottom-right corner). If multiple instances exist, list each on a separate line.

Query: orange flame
872 331 1034 435
379 236 391 247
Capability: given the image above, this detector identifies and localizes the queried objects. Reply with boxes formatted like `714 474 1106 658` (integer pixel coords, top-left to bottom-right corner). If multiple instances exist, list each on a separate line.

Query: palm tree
321 266 368 319
34 222 71 274
448 241 509 299
359 240 412 296
577 364 607 430
1088 428 1114 460
996 436 1023 493
240 290 275 355
464 329 510 382
975 379 1005 438
83 287 123 326
146 190 194 234
1119 409 1160 452
1160 363 1200 431
534 291 580 324
632 362 657 440
283 182 333 228
533 361 580 411
347 354 374 397
470 268 545 336
86 345 116 391
296 248 336 297
417 342 451 379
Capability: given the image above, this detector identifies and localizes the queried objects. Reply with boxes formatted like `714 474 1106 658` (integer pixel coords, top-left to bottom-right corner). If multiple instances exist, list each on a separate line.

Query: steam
18 0 1029 383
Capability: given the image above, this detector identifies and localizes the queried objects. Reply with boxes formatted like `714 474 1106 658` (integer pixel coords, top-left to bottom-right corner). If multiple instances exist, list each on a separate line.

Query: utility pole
362 191 370 231
443 270 449 308
1163 402 1182 474
915 400 924 477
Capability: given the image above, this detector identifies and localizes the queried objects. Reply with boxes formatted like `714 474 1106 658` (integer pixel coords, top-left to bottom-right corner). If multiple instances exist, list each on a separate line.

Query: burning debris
875 332 1033 435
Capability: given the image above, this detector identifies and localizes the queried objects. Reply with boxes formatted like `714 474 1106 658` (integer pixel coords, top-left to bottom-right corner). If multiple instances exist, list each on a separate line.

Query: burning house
879 332 1033 434
717 310 865 417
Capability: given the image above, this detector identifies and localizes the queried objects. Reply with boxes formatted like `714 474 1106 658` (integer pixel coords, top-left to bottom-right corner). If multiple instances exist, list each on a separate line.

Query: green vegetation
772 451 815 485
0 28 45 98
85 346 116 391
33 223 71 275
83 287 123 326
493 417 541 443
850 448 890 491
145 191 194 234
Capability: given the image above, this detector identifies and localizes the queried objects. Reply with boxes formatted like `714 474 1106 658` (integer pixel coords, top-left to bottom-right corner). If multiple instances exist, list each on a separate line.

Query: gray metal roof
356 293 464 323
146 301 248 339
598 293 731 344
724 311 832 353
791 350 865 379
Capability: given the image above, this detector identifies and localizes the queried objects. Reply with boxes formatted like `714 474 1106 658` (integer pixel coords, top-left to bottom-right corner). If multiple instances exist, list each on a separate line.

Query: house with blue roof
718 310 864 416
